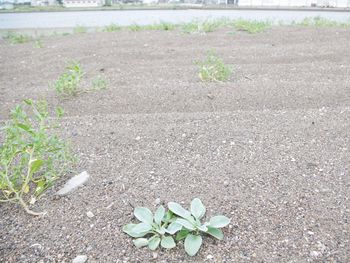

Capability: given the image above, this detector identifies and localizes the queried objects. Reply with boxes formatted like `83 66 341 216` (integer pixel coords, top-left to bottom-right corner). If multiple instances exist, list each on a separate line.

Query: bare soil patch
0 27 350 262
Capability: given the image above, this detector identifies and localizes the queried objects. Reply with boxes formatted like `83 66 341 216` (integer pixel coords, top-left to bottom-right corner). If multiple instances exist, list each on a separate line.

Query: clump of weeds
53 61 108 97
0 99 74 215
197 51 232 82
74 25 87 34
104 23 121 32
53 61 84 96
4 32 32 44
231 19 271 34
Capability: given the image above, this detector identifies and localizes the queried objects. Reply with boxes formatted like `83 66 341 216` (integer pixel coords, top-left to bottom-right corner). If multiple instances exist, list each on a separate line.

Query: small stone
86 211 94 218
72 255 87 263
57 171 89 196
154 198 161 205
135 136 141 141
310 251 321 258
224 181 229 187
152 252 158 259
206 254 214 260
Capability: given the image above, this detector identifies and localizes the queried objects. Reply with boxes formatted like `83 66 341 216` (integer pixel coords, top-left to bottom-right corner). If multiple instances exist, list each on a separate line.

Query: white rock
310 251 321 258
207 254 214 259
86 211 94 218
57 171 89 196
72 255 87 263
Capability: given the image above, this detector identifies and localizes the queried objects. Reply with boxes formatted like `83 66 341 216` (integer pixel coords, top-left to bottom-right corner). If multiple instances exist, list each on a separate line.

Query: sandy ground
0 27 349 262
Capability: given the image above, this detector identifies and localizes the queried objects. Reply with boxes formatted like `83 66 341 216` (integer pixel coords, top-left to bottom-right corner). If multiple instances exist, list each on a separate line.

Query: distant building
63 0 105 6
0 1 14 8
31 0 56 5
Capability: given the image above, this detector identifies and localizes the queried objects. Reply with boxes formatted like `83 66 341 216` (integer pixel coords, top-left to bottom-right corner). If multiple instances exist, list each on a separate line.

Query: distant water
0 9 350 29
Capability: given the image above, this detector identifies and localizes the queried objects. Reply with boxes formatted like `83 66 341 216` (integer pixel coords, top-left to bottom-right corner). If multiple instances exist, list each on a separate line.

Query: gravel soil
0 26 349 262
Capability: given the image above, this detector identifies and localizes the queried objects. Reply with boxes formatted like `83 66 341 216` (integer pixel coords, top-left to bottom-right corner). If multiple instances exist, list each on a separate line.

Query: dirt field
0 26 350 262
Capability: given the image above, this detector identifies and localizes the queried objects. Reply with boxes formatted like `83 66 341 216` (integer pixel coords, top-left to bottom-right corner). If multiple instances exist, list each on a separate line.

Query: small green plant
104 23 121 32
53 61 84 96
123 198 230 256
296 16 350 27
91 76 107 91
123 206 177 250
231 19 271 34
128 24 143 32
0 99 73 215
33 39 43 48
169 198 230 256
74 25 87 34
182 19 223 34
4 32 32 44
197 52 232 82
149 22 176 31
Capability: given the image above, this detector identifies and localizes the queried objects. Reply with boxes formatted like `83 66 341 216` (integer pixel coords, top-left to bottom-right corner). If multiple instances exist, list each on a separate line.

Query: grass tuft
231 19 272 34
197 51 232 82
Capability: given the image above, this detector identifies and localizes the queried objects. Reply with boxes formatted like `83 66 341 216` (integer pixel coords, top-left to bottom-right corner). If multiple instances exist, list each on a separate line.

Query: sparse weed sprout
297 16 350 27
92 76 107 91
5 32 32 44
0 100 73 215
123 198 230 256
197 52 232 82
34 39 43 48
104 23 121 32
123 206 177 250
182 19 223 34
53 61 84 96
232 19 271 34
74 25 87 34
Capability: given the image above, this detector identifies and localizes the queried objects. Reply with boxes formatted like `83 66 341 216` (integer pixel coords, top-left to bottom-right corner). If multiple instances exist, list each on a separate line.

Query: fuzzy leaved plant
123 206 177 250
168 198 230 256
123 198 230 256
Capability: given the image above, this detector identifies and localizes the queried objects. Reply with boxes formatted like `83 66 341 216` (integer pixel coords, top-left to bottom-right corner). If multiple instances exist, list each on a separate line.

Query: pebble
152 252 158 259
86 211 94 218
310 251 321 258
135 136 141 140
154 198 161 205
72 255 88 263
224 181 229 187
57 171 90 196
206 254 214 260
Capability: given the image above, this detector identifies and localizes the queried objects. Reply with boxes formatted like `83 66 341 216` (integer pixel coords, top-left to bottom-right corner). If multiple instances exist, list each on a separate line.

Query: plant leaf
176 229 190 241
132 222 152 234
168 202 192 219
29 159 44 175
176 218 195 231
207 227 224 240
190 198 206 219
209 216 231 228
166 221 182 234
134 207 153 225
184 234 202 256
154 205 165 225
197 224 208 232
122 223 149 238
161 236 176 249
133 238 148 248
148 236 161 250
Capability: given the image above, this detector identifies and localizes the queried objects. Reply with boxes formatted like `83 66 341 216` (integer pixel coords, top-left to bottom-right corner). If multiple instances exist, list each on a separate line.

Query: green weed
197 51 232 82
53 61 84 97
104 23 121 32
4 32 32 44
74 25 87 34
91 76 107 91
0 99 73 215
231 19 271 34
182 19 224 34
33 39 43 48
123 198 230 256
297 16 350 27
